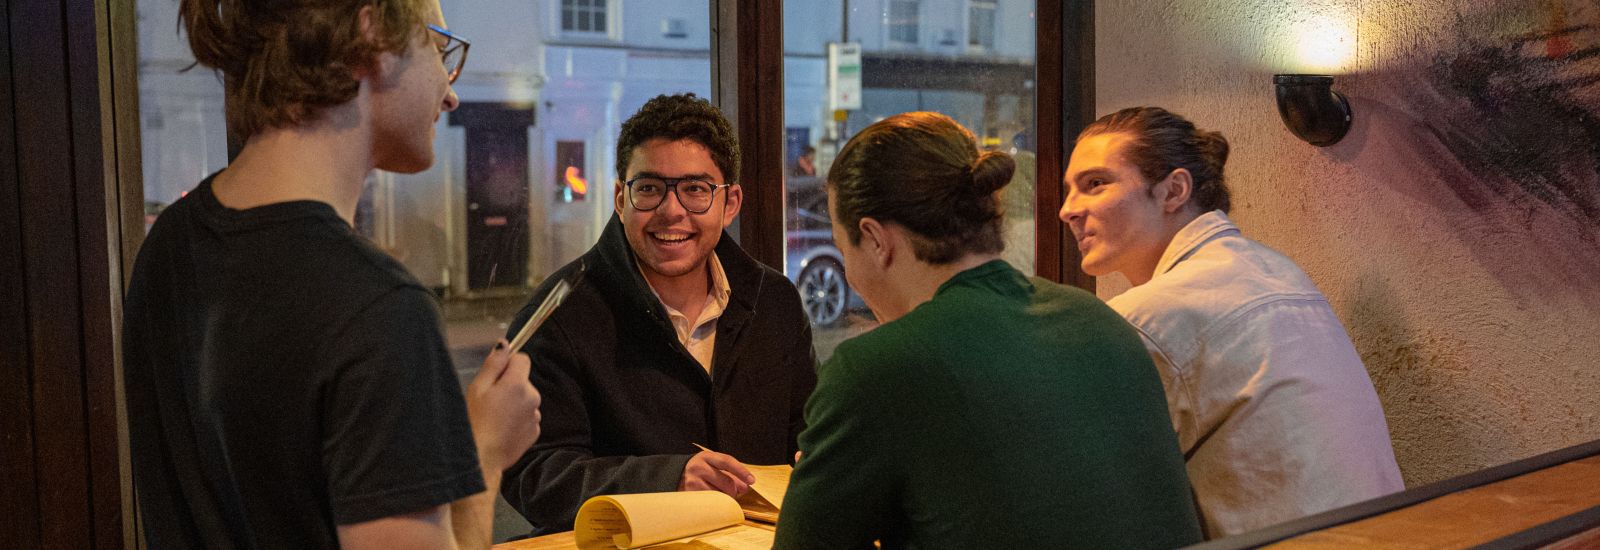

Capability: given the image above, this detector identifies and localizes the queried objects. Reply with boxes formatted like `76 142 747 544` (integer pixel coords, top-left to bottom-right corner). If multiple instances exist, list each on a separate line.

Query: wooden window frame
717 0 1092 290
2 0 140 547
0 0 1093 546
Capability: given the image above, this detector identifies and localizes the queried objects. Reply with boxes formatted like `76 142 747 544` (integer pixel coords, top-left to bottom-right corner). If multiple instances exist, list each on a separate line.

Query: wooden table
1272 456 1600 548
1194 438 1600 549
497 440 1600 549
493 521 774 550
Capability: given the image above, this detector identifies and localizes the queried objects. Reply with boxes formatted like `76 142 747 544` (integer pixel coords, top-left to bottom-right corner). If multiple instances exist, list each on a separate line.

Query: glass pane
970 4 996 49
134 0 708 543
783 0 1037 361
890 0 921 44
348 1 711 541
137 0 228 233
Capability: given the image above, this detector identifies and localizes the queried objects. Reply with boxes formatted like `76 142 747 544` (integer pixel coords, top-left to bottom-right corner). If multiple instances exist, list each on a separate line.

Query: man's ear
857 217 894 268
353 5 393 81
614 180 626 218
1155 168 1195 214
721 184 743 226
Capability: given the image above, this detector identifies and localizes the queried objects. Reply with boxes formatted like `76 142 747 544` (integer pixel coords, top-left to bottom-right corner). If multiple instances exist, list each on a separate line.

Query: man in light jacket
1059 106 1405 537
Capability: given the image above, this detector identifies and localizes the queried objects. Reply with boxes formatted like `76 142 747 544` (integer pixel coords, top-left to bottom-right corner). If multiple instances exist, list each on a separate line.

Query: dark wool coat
502 214 818 535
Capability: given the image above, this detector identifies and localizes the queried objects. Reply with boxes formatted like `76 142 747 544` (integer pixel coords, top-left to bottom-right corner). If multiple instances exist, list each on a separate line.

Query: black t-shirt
123 175 483 549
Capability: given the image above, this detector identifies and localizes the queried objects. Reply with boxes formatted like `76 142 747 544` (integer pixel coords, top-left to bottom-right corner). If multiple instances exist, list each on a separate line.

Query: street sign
828 42 862 111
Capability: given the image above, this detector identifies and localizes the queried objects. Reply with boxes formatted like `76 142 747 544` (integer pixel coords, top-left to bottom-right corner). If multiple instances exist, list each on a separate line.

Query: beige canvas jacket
1108 210 1405 538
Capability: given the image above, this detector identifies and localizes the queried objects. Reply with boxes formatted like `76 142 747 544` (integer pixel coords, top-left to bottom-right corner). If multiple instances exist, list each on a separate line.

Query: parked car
784 176 864 327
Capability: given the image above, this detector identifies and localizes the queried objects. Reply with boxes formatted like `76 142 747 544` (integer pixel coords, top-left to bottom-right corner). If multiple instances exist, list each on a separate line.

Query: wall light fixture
1274 75 1352 146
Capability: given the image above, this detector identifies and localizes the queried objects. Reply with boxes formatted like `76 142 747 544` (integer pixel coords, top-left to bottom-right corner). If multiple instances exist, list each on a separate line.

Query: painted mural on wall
1371 0 1600 298
1388 1 1600 295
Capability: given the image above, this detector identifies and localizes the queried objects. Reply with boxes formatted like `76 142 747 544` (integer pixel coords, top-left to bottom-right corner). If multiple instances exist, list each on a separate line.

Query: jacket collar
1154 210 1239 277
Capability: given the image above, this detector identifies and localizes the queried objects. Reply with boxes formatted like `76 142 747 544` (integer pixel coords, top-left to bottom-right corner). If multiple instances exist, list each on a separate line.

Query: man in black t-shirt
122 1 540 549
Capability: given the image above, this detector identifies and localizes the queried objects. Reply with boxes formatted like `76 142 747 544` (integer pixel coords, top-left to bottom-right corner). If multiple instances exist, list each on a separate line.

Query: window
663 17 689 39
554 141 589 202
561 0 609 34
785 0 1037 361
137 0 228 232
889 0 920 45
969 1 997 50
338 0 711 540
91 2 1080 544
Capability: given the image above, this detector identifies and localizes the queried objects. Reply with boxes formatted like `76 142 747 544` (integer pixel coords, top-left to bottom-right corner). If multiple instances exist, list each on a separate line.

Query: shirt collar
706 251 733 305
1154 210 1239 277
637 252 732 327
934 259 1031 297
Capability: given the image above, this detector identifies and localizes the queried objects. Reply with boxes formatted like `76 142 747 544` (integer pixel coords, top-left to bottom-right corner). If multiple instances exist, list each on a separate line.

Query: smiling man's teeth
652 232 691 242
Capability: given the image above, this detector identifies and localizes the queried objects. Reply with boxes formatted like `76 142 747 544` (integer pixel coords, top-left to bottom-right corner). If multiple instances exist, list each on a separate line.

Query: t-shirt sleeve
318 286 485 525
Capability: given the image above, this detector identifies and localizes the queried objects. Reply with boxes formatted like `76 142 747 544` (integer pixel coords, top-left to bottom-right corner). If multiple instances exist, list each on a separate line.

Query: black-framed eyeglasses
624 177 734 214
427 24 470 84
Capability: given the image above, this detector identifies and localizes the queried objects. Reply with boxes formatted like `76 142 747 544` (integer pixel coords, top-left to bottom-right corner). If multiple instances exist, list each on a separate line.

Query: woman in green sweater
773 112 1203 549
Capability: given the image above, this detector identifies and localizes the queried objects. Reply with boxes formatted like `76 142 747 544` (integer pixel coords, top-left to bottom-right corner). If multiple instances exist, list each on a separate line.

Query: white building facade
136 0 1036 297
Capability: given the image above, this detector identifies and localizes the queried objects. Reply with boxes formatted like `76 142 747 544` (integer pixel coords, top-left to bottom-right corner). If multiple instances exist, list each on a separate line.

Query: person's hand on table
679 451 754 497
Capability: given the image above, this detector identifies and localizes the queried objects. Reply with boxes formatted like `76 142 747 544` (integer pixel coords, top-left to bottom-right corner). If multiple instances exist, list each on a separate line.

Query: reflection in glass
137 0 228 232
136 0 712 542
357 1 712 540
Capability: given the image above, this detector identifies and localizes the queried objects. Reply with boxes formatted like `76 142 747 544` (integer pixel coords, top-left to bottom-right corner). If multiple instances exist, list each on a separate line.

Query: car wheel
797 257 848 327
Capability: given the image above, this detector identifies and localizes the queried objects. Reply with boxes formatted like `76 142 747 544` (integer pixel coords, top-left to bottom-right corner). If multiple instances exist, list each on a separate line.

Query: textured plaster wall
1095 0 1600 485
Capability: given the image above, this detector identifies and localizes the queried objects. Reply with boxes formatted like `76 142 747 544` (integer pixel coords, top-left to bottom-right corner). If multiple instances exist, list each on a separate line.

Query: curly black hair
615 93 740 184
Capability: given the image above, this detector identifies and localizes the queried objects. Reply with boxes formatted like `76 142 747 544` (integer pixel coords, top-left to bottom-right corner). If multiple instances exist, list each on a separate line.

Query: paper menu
653 525 775 550
736 464 792 523
573 491 772 550
688 443 793 523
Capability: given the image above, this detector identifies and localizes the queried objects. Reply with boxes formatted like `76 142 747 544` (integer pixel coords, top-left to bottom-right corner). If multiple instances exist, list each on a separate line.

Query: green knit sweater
773 260 1202 549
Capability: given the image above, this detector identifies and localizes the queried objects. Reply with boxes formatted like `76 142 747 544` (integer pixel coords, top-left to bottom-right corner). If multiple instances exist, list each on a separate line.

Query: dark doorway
451 104 536 290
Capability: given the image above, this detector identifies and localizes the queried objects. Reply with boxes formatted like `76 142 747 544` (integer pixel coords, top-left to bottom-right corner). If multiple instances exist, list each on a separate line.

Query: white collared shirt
1108 210 1404 538
641 253 732 373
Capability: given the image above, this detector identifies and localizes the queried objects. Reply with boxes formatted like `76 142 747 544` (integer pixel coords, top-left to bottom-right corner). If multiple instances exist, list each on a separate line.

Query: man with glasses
123 2 537 549
501 93 818 535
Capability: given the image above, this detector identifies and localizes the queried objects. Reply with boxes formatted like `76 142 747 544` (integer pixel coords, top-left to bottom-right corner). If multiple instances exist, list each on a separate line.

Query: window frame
721 0 1089 290
0 0 1093 545
887 0 922 47
968 0 998 52
554 0 619 41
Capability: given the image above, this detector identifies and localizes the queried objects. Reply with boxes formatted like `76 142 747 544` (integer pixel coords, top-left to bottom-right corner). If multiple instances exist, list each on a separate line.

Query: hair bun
1197 130 1230 167
969 151 1016 195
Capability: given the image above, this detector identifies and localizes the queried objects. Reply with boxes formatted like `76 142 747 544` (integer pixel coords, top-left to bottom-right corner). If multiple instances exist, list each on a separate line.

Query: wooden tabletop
497 444 1600 549
493 520 774 550
1270 455 1600 548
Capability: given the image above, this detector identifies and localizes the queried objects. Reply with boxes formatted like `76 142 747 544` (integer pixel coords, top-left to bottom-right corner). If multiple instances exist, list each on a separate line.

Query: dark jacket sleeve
500 320 691 535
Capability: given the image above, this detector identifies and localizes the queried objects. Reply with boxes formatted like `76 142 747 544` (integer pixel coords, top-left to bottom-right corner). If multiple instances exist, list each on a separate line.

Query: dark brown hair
615 93 740 185
180 0 431 139
1080 107 1232 213
829 112 1015 264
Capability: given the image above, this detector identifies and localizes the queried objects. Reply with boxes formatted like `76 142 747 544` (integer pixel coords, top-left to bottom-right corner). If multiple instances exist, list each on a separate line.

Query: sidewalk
439 293 539 541
442 293 531 386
